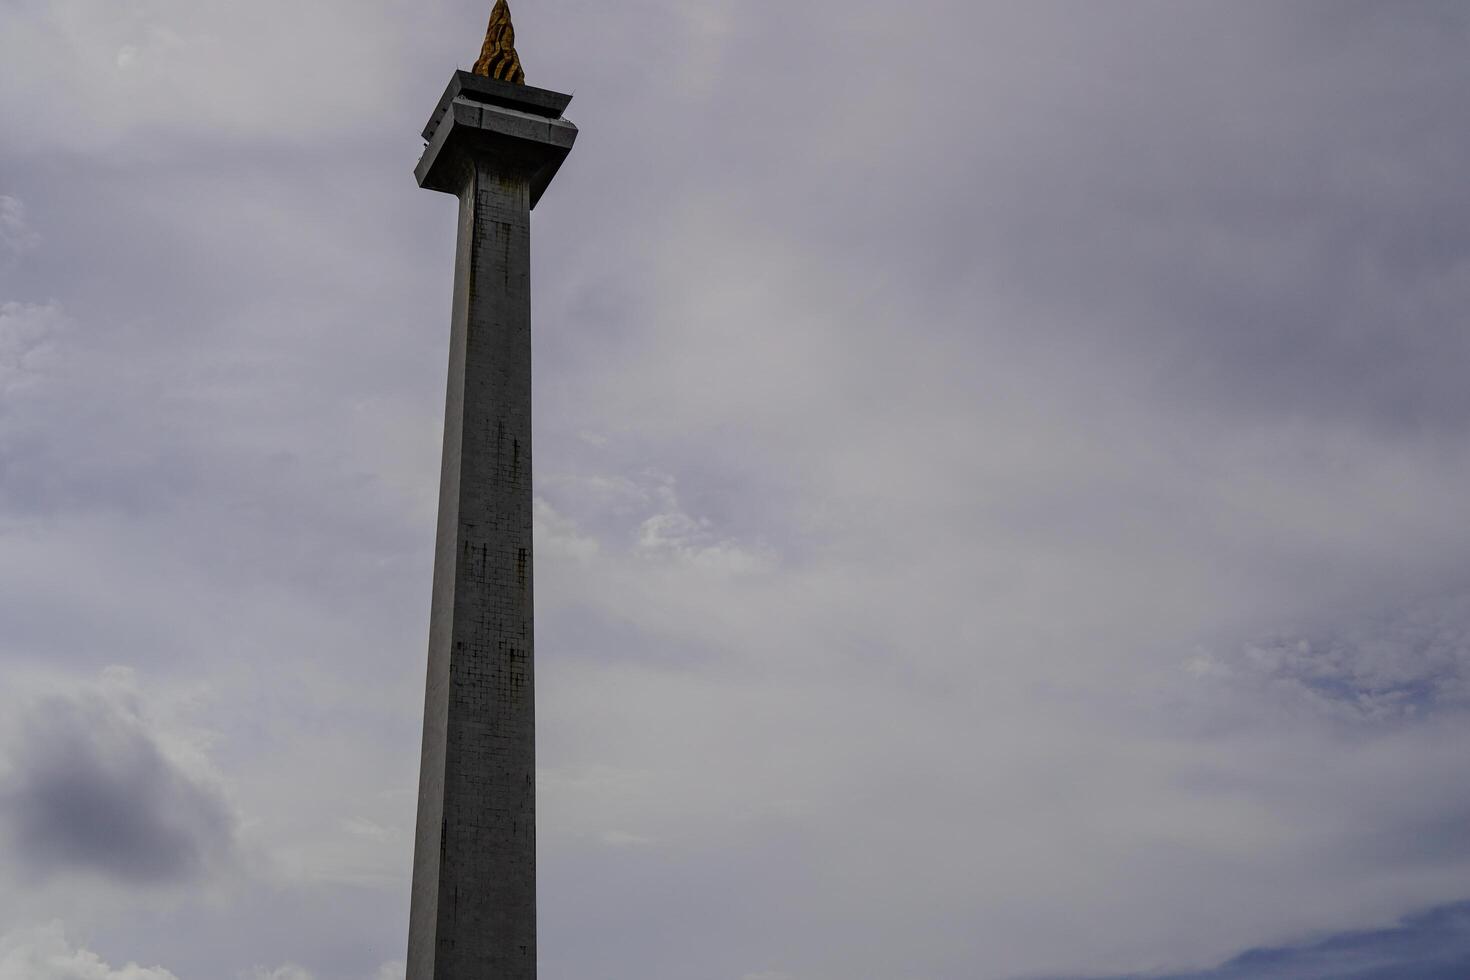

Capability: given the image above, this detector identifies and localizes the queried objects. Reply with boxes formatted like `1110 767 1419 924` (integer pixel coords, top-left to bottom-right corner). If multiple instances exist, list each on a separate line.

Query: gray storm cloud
0 676 236 885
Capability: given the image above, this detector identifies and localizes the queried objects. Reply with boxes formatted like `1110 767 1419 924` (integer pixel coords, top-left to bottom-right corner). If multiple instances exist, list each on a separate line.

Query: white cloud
1188 590 1470 726
627 476 775 575
0 196 38 257
0 923 177 980
0 301 66 394
240 967 313 980
535 498 600 564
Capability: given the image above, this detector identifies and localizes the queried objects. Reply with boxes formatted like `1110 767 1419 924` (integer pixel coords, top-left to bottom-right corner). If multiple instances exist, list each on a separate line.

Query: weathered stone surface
421 72 572 140
407 74 575 980
416 84 577 207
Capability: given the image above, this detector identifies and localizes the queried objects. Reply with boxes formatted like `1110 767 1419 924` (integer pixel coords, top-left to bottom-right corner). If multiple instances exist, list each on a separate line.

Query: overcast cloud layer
3 2 1470 978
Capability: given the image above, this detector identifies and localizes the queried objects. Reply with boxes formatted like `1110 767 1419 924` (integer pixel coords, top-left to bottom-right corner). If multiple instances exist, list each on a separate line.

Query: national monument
407 3 577 976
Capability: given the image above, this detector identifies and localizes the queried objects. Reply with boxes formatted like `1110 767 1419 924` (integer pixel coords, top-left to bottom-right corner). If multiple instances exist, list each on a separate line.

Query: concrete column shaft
408 159 536 980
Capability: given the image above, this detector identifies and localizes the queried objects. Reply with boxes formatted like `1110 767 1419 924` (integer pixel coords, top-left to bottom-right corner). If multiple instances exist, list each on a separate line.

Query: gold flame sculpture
473 0 526 85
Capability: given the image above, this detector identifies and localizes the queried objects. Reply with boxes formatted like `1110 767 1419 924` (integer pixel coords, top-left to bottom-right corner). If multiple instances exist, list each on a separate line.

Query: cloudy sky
3 1 1470 978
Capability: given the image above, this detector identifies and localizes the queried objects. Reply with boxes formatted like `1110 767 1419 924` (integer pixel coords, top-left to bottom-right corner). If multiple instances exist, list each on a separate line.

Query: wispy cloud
0 197 38 259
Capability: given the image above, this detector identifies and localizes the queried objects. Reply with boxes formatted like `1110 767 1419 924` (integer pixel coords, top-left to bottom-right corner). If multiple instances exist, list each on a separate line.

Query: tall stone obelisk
407 3 575 977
